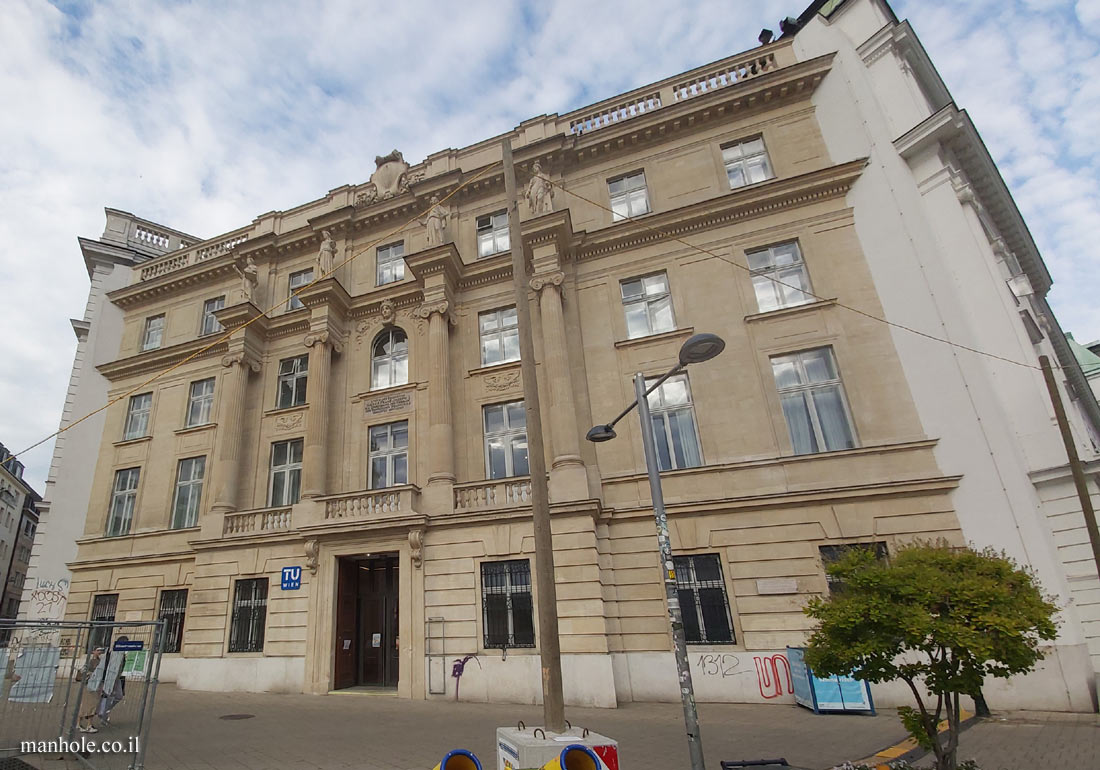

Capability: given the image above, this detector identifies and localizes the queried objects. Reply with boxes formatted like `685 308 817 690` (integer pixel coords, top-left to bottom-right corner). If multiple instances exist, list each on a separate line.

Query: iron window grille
620 272 675 339
608 171 650 221
88 593 118 651
171 456 205 529
142 315 165 351
770 347 857 455
376 241 406 286
200 296 225 336
747 241 813 313
483 401 528 479
673 554 735 644
228 578 268 653
645 373 703 471
269 439 303 507
158 589 188 654
722 137 774 189
276 355 309 409
186 378 216 427
371 328 409 389
819 542 888 594
368 421 409 489
479 307 520 366
107 468 140 537
476 211 510 258
287 269 314 311
481 560 535 649
124 393 152 440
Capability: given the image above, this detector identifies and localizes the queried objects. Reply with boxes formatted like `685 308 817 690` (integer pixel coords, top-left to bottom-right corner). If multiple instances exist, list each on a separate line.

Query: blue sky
1 0 1099 490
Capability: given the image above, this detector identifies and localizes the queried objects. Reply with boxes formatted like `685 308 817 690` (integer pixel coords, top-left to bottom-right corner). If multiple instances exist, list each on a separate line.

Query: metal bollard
540 744 601 770
432 748 483 770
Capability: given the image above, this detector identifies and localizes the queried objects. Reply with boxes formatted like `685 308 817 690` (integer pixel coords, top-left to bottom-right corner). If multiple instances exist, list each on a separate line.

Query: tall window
269 439 303 507
171 457 205 529
476 211 510 258
142 315 165 351
376 242 406 286
483 401 528 479
479 307 519 366
481 560 535 649
820 542 888 594
771 347 857 455
124 393 152 440
158 589 188 654
228 578 268 653
186 378 216 427
287 269 313 311
673 554 735 644
646 374 702 471
368 421 408 489
107 468 140 537
748 241 812 313
200 296 225 336
608 171 650 221
371 329 409 389
88 593 118 652
722 137 773 189
621 272 675 339
277 355 308 409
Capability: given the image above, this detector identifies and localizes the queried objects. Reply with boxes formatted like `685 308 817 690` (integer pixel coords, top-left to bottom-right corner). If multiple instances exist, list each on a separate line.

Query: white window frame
376 241 406 286
268 439 303 507
479 307 520 366
287 269 313 311
645 374 703 471
186 378 215 427
620 272 675 339
770 347 858 455
371 328 409 390
722 137 774 189
171 456 205 529
747 241 813 313
368 421 409 490
476 211 510 258
142 315 165 351
200 296 225 336
483 401 529 480
608 171 650 221
107 468 140 537
276 355 308 409
124 393 152 440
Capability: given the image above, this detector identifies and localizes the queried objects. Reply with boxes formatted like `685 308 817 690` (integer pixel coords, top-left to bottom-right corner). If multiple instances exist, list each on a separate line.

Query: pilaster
416 297 457 514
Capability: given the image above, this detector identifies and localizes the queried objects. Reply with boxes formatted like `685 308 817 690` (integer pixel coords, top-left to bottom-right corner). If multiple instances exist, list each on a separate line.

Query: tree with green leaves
804 543 1058 770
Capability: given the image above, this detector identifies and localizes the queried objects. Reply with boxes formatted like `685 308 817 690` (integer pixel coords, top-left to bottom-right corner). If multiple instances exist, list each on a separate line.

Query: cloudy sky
1 0 1098 490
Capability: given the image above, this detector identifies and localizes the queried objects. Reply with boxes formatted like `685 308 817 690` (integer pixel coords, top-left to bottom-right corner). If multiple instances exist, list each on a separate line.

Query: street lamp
586 332 725 770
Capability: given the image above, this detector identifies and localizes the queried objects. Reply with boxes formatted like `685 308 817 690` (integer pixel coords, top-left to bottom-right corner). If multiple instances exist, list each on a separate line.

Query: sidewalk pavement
12 686 1100 770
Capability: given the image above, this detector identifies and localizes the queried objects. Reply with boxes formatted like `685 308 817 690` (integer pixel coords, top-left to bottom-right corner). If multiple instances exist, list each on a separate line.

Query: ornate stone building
57 0 1099 710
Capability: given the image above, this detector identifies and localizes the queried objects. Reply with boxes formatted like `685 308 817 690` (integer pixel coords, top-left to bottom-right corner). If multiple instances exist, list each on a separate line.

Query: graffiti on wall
28 577 70 619
754 654 793 699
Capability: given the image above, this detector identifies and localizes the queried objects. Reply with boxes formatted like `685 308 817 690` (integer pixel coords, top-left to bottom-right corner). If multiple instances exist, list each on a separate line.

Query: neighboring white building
18 210 199 625
796 0 1100 709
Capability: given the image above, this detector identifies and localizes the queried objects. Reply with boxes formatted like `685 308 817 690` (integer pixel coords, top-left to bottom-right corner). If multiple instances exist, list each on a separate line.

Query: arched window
371 328 408 389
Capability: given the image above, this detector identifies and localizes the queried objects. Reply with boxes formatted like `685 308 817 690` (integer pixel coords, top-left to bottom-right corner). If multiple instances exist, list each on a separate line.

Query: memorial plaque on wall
363 391 412 415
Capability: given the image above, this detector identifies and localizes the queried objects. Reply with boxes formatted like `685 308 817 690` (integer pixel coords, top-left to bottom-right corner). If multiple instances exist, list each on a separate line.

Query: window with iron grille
376 241 406 285
476 211 510 258
124 393 152 440
228 578 268 653
673 554 735 644
186 378 215 427
276 355 308 409
819 542 888 594
200 296 225 336
88 593 118 651
481 560 535 649
158 589 188 654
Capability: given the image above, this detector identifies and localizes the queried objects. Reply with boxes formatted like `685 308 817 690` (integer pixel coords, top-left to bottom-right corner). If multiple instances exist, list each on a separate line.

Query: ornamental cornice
97 337 229 382
109 261 237 309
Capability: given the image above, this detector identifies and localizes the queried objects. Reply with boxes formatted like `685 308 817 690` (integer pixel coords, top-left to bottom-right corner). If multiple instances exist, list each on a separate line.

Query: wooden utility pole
1040 356 1100 580
501 137 566 731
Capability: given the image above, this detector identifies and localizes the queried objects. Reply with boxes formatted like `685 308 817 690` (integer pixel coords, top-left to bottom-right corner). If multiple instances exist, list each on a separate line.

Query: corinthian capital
529 271 565 294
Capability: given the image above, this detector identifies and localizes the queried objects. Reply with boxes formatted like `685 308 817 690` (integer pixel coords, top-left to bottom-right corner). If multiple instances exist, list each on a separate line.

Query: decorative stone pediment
355 149 422 207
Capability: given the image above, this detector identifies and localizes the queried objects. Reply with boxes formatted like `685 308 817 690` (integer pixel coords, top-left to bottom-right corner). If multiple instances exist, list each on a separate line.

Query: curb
852 709 975 768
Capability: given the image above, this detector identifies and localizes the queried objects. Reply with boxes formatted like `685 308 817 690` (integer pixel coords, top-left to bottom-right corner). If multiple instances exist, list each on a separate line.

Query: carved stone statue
422 195 450 246
317 230 336 275
234 255 259 304
525 160 553 216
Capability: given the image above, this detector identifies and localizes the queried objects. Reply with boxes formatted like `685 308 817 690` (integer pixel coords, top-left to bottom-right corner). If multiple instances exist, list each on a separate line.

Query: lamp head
586 424 618 443
678 333 726 366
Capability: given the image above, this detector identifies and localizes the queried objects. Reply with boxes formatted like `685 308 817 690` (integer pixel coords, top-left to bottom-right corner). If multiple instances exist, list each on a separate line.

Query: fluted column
212 351 259 513
301 330 340 499
418 300 455 487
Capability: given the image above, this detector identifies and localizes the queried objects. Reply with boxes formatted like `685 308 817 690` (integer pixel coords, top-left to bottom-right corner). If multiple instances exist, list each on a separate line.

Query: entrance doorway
334 553 399 690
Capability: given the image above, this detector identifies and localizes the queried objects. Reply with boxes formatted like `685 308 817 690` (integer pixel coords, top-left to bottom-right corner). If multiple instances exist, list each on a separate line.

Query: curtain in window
812 387 855 451
780 392 818 455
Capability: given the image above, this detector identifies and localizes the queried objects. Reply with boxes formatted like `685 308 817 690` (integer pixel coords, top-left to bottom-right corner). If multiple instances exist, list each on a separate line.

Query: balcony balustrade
321 486 418 521
222 506 292 536
453 477 533 513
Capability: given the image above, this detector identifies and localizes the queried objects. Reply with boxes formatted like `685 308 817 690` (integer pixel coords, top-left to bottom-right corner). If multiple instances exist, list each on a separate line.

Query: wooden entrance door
333 558 359 690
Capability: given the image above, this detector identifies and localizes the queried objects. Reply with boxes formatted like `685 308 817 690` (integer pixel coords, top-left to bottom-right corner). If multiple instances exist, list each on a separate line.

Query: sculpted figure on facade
233 255 259 304
525 160 554 216
422 195 450 247
316 230 337 275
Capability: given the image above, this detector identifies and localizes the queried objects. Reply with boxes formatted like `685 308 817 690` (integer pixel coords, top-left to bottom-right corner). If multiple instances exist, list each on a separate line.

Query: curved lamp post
586 332 725 770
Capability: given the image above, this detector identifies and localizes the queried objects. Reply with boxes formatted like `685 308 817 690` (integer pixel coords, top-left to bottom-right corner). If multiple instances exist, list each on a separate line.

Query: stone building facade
1 445 39 628
57 0 1099 711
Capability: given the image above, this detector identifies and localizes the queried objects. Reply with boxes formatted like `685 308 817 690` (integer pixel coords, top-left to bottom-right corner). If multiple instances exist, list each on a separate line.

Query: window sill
743 298 836 323
614 326 694 349
352 381 418 401
112 435 152 448
477 249 511 261
174 422 217 436
467 360 522 378
264 403 309 417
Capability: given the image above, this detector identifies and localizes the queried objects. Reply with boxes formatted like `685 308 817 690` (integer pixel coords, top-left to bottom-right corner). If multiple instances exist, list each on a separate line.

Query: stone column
531 272 588 501
301 330 340 499
417 300 455 512
211 351 259 514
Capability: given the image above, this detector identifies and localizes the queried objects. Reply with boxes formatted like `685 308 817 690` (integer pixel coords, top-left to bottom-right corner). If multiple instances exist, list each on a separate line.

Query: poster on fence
786 646 874 714
8 646 62 703
122 650 148 680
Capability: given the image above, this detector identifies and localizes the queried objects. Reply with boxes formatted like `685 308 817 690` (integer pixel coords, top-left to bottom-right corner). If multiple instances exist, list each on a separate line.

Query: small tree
804 543 1057 770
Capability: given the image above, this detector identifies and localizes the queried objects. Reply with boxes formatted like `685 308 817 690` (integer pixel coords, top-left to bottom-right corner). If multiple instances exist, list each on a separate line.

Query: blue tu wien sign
281 566 302 590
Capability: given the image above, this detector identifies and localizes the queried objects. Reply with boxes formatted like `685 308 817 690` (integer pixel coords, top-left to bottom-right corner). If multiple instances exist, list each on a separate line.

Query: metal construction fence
0 620 164 770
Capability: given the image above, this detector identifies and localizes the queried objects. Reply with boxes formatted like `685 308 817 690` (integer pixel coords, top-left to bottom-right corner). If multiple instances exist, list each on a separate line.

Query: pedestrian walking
76 647 104 733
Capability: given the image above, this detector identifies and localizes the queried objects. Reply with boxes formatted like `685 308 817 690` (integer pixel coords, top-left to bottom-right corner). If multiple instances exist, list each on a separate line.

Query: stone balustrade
568 92 663 135
222 506 292 536
671 51 778 101
453 478 533 512
137 228 250 282
322 486 418 520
